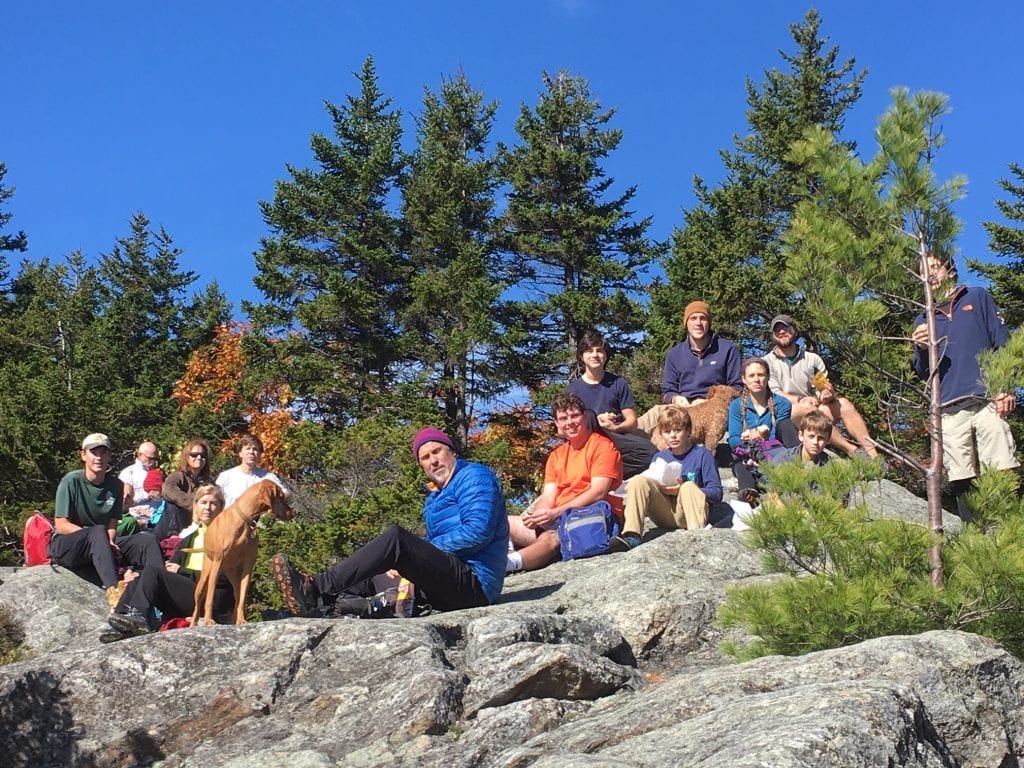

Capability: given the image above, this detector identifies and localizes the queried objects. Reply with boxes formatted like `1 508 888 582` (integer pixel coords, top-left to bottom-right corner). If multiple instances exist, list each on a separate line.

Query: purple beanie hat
412 427 455 459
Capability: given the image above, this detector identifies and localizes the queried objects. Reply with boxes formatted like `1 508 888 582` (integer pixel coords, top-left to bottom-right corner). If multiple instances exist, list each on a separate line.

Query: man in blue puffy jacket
272 427 509 616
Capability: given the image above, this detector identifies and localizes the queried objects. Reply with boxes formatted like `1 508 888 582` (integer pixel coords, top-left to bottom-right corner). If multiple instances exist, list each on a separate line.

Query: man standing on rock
506 393 623 573
50 433 164 605
912 253 1019 515
272 427 509 616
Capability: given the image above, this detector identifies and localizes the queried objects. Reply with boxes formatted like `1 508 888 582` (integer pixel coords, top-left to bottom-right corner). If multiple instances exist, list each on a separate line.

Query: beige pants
623 475 708 536
942 401 1020 481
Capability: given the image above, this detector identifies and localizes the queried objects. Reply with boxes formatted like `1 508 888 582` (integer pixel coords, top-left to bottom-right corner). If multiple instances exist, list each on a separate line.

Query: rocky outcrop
1 485 1020 767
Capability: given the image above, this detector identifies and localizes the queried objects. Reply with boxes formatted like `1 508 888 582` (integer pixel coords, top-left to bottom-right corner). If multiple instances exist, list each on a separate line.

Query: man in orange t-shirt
507 393 623 572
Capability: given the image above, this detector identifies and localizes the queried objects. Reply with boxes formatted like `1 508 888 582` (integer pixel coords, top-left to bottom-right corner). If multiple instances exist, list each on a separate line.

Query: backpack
23 512 55 566
557 500 620 561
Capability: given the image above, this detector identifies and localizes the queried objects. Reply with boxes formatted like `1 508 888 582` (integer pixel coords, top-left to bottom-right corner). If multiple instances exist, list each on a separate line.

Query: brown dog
643 384 739 452
191 479 294 626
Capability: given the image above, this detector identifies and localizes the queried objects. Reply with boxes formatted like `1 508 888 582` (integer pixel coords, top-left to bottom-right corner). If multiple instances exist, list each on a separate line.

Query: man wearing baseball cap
49 433 164 604
762 315 878 458
272 427 509 617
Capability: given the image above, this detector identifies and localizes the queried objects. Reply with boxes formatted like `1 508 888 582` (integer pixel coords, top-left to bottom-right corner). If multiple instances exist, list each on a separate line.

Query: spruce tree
246 56 408 425
648 9 865 358
96 212 229 445
0 163 27 259
402 70 503 450
969 162 1024 328
497 70 661 388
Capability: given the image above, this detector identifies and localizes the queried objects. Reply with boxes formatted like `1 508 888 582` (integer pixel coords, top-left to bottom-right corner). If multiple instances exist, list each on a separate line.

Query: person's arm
775 396 793 424
161 471 193 510
529 477 614 528
911 313 930 380
723 343 743 392
696 449 723 504
606 377 639 432
727 398 744 448
662 345 682 403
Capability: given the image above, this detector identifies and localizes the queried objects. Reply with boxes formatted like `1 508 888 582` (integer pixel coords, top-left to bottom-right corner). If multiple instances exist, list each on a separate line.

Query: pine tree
969 162 1024 328
648 10 865 358
246 56 408 425
498 70 661 388
402 70 503 450
783 89 969 580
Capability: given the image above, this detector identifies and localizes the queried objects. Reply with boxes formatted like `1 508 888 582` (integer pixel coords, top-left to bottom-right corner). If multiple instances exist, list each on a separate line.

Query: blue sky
5 1 1022 316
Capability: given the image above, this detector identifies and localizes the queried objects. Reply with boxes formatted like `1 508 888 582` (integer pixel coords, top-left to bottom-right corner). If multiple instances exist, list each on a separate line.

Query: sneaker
108 606 152 637
609 534 641 553
738 488 760 507
271 553 319 617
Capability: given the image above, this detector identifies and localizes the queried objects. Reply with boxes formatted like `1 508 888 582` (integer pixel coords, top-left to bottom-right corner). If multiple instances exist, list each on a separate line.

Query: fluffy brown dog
191 479 294 626
645 384 739 452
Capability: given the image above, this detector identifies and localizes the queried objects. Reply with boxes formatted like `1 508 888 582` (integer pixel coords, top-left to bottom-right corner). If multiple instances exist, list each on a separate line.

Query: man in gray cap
762 315 878 458
50 433 163 604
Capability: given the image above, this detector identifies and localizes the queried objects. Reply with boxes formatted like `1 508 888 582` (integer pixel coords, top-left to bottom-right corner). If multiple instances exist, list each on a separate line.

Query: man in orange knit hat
660 300 742 405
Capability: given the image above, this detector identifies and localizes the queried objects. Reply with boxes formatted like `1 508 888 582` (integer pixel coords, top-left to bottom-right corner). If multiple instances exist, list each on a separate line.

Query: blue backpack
557 501 620 561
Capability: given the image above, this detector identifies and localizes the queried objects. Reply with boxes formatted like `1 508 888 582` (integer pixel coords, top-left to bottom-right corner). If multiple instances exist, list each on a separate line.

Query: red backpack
23 512 55 566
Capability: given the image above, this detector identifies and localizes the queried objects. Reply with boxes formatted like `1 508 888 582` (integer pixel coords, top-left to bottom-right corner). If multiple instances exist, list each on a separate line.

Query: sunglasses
189 452 208 459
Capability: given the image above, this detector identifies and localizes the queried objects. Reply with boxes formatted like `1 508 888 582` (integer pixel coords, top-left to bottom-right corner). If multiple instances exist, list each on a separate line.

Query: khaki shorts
942 401 1020 481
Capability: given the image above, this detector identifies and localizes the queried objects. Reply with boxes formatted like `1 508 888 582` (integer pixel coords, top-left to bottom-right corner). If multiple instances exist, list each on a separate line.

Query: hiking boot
737 488 761 507
609 533 641 553
272 553 319 617
108 606 152 637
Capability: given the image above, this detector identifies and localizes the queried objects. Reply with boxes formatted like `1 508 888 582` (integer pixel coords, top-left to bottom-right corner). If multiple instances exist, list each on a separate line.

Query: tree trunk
919 243 945 587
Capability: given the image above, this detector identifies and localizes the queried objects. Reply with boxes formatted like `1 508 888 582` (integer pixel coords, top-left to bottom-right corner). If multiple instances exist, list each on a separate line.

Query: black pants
154 503 191 540
314 524 488 612
121 565 234 624
49 526 163 588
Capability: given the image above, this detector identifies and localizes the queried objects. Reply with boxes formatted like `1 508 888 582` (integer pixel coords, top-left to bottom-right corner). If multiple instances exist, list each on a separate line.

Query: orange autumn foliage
173 322 295 473
470 405 553 495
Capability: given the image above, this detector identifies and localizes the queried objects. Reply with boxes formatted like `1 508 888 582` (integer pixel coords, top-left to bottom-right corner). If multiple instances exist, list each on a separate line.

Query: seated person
271 428 509 616
611 406 722 551
728 357 800 498
118 440 160 510
507 393 623 572
49 433 163 605
216 434 288 507
126 468 164 530
567 330 655 478
770 409 833 469
107 484 235 636
637 300 742 437
157 439 214 541
763 314 878 458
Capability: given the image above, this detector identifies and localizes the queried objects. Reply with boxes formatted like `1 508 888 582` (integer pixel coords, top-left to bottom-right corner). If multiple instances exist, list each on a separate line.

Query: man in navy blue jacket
912 254 1019 514
660 300 742 405
272 427 509 616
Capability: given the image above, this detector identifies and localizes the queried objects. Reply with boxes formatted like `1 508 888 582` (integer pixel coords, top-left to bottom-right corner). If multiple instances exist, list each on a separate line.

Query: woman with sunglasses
156 438 214 541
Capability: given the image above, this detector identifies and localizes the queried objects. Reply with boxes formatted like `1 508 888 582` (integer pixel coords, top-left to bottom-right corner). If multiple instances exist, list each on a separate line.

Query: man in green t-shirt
50 433 163 594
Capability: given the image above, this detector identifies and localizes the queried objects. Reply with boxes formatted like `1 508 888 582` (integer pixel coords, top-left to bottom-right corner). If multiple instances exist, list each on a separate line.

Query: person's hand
798 395 820 408
596 412 618 430
108 539 121 554
911 323 929 348
672 395 691 408
384 569 400 579
123 568 139 583
165 562 180 574
994 392 1017 417
658 483 680 496
740 429 760 442
522 506 560 529
819 388 836 404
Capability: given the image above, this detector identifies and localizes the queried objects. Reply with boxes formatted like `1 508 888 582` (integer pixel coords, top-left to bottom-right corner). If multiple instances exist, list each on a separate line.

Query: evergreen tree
648 10 865 359
969 162 1024 328
402 70 503 450
498 70 661 388
783 89 969 578
95 212 229 446
246 56 408 425
0 163 27 258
